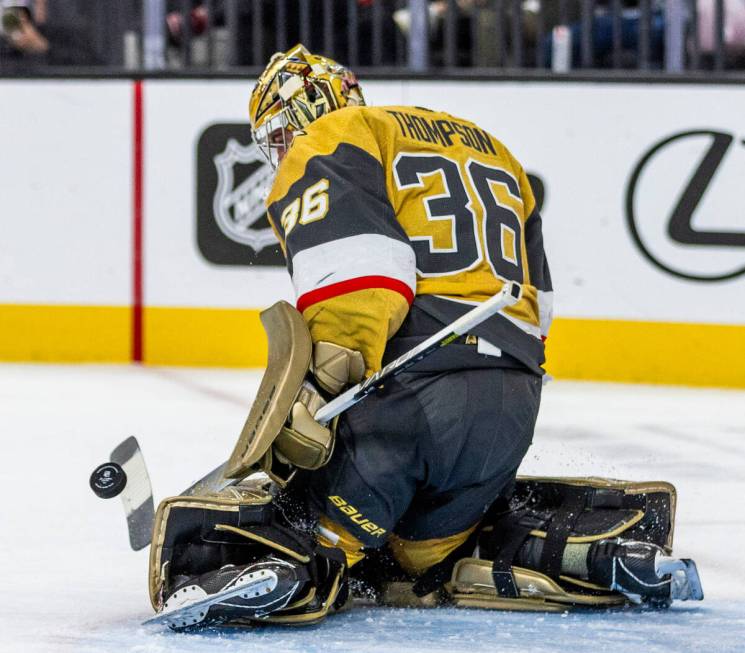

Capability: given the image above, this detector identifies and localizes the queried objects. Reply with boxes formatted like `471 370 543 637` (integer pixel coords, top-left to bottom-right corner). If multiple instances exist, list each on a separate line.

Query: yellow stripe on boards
546 318 745 388
2 304 744 388
0 304 130 362
144 307 267 367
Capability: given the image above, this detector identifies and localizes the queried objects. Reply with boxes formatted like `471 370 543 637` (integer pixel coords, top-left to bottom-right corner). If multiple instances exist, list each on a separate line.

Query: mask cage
252 105 293 170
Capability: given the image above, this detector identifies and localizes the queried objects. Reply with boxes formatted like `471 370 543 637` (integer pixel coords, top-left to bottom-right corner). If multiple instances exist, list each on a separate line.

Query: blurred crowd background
1 0 744 74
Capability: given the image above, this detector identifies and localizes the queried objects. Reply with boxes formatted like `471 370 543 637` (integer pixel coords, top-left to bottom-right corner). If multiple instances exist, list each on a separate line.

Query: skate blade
143 568 279 630
656 557 704 601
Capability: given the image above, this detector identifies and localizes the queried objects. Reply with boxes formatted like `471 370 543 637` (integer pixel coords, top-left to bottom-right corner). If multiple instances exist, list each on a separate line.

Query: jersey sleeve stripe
290 233 416 297
297 275 415 313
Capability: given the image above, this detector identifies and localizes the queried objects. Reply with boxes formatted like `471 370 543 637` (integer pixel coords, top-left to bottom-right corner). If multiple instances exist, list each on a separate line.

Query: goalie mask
248 44 365 168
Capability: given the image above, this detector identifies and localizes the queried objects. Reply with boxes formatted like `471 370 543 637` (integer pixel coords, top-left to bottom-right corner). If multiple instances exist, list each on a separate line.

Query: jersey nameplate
386 110 496 156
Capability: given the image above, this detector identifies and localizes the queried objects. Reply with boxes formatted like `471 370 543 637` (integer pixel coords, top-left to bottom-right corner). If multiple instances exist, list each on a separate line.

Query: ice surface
1 364 743 652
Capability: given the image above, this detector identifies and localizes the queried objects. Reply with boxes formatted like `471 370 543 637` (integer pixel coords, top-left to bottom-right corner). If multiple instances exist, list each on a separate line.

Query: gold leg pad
450 558 628 610
451 594 570 612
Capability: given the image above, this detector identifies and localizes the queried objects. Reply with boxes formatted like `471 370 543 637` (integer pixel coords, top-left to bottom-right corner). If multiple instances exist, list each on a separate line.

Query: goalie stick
88 436 155 551
98 281 522 550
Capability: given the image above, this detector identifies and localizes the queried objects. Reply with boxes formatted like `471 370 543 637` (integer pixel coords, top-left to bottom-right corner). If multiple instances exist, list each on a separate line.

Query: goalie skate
143 557 305 630
588 539 704 606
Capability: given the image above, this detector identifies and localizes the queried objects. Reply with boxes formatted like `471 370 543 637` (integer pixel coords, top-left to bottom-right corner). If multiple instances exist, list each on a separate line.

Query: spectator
0 0 111 69
697 0 745 67
165 1 220 67
42 0 105 65
584 1 666 68
532 0 666 69
393 1 666 69
0 0 49 70
393 0 481 66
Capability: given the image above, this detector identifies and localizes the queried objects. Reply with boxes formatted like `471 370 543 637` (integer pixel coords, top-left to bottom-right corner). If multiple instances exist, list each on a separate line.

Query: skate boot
587 539 704 607
144 555 309 630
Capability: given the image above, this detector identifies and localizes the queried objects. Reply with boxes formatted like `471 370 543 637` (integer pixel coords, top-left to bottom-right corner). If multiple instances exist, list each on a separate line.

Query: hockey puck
89 462 127 499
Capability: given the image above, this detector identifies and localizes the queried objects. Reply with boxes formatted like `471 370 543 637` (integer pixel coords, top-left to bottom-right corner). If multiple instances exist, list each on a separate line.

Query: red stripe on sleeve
297 276 415 313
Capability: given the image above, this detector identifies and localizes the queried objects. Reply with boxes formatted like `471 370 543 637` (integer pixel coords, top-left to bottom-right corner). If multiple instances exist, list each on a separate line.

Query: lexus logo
626 130 745 282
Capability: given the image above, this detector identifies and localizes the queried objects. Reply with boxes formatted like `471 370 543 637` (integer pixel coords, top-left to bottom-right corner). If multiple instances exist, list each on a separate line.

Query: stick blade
110 436 155 551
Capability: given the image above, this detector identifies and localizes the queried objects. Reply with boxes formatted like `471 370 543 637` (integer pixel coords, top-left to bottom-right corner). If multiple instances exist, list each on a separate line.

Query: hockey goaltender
144 45 703 630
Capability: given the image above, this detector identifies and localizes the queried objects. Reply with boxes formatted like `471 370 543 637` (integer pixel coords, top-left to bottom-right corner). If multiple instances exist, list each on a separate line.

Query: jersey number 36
280 178 330 237
393 153 525 284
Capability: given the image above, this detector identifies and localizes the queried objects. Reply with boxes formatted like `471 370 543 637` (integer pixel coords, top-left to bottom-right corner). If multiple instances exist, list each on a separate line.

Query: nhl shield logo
197 123 284 266
213 138 275 252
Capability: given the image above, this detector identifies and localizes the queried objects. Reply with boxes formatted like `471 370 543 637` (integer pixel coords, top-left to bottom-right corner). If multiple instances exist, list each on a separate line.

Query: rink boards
1 78 744 387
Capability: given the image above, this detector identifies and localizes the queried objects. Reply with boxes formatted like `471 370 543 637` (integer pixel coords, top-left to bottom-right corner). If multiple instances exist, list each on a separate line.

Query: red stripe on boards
132 80 144 363
296 276 415 313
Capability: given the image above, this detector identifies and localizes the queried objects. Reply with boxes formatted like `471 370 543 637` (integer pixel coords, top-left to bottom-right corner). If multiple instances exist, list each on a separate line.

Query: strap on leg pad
148 479 348 624
455 476 677 610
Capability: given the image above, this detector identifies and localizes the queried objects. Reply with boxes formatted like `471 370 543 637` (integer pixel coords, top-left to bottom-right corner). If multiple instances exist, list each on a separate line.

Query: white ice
1 363 743 653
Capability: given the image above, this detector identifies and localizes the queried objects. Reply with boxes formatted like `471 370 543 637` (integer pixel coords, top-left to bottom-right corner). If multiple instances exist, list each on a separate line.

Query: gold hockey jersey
266 105 553 375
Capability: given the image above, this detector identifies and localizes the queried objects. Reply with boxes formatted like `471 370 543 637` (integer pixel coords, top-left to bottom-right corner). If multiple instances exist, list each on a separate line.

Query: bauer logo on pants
196 123 285 266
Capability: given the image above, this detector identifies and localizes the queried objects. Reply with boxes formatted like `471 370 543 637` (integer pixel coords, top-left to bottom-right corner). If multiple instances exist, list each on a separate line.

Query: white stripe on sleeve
290 234 417 299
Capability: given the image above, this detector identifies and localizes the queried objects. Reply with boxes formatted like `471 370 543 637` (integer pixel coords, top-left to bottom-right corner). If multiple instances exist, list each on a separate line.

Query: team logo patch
196 123 285 266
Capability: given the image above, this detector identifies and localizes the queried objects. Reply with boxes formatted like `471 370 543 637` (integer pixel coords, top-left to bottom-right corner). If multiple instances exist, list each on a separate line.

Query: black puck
89 462 127 499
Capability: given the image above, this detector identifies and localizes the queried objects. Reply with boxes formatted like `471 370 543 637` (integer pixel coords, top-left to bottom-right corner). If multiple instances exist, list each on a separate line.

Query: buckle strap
488 519 535 598
537 489 587 579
